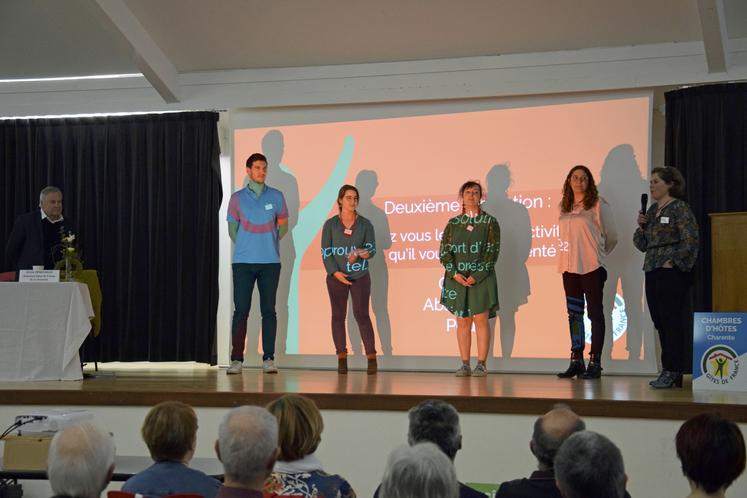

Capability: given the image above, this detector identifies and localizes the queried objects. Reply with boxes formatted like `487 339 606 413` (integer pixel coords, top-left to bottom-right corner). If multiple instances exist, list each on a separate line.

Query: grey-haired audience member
47 422 115 498
214 405 280 496
496 404 585 498
374 399 484 498
380 442 459 498
554 431 627 498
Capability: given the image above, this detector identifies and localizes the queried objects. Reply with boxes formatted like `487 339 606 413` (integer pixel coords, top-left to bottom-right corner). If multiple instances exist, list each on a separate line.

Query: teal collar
247 180 266 197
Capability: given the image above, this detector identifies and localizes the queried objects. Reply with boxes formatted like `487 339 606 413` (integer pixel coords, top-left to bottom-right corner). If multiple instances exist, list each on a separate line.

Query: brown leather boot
337 354 348 374
366 355 378 375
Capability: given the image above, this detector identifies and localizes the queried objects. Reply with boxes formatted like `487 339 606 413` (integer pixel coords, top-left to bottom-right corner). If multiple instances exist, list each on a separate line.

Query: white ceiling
0 0 746 115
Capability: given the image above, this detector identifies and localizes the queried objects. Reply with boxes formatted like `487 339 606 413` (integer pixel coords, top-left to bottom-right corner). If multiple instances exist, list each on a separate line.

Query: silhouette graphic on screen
598 144 648 362
346 170 393 356
483 164 531 359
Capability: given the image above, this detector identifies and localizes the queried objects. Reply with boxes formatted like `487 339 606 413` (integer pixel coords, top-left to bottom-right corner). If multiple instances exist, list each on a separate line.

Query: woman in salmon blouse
557 165 617 379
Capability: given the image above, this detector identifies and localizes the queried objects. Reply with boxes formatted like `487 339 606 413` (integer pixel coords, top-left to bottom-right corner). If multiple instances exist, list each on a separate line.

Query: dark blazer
496 469 632 498
5 210 73 271
496 470 561 498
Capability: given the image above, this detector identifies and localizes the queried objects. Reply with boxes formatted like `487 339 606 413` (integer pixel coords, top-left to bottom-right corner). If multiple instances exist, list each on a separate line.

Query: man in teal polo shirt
226 153 289 374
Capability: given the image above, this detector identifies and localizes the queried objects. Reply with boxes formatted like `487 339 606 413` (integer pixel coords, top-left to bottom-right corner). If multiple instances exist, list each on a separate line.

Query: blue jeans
231 263 281 361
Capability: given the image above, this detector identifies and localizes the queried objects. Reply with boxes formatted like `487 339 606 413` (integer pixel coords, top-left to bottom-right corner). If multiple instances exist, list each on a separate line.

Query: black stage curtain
665 84 747 371
1 112 222 364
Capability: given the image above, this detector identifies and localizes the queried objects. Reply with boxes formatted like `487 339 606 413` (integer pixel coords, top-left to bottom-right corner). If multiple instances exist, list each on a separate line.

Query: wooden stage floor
2 365 746 421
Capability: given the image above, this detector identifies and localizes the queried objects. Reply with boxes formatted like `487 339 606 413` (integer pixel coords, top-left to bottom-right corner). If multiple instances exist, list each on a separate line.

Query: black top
374 481 485 498
42 217 62 269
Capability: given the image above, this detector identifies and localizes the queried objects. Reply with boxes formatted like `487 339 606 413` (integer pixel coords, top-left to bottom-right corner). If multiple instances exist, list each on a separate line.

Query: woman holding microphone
321 184 378 375
634 166 698 389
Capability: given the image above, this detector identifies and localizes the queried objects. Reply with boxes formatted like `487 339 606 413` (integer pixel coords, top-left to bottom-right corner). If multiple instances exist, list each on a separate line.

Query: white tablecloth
0 282 94 381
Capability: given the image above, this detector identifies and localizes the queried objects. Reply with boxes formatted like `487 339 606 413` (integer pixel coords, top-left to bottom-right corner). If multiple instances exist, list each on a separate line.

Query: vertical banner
693 312 747 391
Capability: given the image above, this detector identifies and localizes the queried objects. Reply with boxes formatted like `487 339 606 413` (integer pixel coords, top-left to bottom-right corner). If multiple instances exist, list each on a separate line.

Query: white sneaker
262 359 278 374
226 360 243 375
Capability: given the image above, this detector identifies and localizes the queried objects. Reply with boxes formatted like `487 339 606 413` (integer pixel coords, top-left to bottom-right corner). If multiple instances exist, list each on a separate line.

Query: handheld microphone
640 193 648 214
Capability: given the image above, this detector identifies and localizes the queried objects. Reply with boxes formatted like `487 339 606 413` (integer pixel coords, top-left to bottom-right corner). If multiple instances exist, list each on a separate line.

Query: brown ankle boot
337 354 348 374
367 355 378 375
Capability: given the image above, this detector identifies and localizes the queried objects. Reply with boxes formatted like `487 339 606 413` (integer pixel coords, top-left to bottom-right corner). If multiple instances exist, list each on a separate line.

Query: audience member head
216 405 279 489
380 442 458 498
407 399 462 460
142 401 198 463
47 422 115 498
554 431 626 498
531 404 586 470
266 394 323 461
676 413 746 494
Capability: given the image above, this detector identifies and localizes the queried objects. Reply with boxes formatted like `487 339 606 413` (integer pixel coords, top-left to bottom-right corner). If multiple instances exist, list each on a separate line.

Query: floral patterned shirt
633 198 699 272
264 455 356 498
265 470 356 498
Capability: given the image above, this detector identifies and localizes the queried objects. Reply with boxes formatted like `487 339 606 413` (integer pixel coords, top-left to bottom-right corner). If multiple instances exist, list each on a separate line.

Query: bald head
531 405 585 470
48 422 115 498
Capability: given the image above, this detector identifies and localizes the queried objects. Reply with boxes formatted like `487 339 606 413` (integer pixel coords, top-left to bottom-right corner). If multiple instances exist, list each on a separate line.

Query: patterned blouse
633 198 699 272
265 455 356 498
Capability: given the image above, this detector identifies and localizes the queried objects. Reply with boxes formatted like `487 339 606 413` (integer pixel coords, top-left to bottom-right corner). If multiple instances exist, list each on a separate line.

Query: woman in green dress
439 181 500 377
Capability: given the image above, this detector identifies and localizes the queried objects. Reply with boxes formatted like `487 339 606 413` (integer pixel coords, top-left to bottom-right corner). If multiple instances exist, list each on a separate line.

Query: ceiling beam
697 0 729 73
91 0 180 102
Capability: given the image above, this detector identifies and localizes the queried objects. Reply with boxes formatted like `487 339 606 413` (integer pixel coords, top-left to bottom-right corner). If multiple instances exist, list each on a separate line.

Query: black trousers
562 267 607 357
645 268 691 372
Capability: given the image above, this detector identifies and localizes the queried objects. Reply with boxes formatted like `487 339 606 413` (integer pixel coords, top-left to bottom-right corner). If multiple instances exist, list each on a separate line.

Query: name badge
660 216 670 224
343 228 353 236
466 225 474 232
265 203 273 211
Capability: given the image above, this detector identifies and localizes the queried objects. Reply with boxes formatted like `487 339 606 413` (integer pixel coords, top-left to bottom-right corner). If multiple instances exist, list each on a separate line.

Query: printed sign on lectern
693 312 747 391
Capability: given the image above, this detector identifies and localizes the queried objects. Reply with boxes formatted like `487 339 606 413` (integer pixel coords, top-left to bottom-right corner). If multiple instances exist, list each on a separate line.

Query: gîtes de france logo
701 345 740 385
584 294 627 344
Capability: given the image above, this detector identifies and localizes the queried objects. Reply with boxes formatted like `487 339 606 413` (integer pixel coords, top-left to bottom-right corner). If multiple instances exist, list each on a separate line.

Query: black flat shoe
558 359 586 378
580 361 602 379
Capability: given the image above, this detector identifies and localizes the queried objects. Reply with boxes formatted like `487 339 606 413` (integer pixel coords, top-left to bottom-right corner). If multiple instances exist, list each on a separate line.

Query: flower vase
64 257 74 282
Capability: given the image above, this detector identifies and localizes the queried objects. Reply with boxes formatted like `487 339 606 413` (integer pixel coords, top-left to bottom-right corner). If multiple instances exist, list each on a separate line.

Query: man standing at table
5 186 74 272
227 153 289 375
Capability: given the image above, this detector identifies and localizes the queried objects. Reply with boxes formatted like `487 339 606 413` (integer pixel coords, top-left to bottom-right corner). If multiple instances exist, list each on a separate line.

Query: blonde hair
266 394 323 461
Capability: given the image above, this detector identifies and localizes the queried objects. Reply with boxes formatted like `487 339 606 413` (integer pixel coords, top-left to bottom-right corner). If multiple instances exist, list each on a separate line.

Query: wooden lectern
710 212 747 311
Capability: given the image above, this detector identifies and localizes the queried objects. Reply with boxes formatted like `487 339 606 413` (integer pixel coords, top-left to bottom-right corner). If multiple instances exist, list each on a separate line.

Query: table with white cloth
0 282 94 381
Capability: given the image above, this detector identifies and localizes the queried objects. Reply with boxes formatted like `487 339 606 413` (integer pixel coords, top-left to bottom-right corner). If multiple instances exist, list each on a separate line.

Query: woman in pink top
557 165 617 379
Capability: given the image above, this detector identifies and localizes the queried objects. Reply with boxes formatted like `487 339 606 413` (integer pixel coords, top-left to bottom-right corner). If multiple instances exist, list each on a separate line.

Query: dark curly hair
407 400 461 460
560 165 599 213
